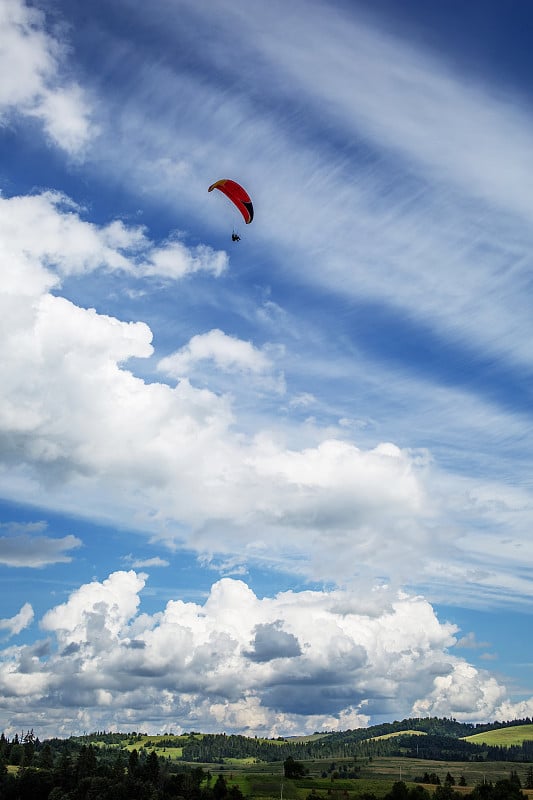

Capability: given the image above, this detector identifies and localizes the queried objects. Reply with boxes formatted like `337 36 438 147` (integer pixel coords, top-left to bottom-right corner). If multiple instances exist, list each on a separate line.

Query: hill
4 717 533 775
75 718 533 764
371 730 428 741
464 725 533 747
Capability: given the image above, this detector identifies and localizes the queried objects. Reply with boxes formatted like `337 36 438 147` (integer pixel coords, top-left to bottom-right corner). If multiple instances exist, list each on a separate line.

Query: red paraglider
208 179 254 225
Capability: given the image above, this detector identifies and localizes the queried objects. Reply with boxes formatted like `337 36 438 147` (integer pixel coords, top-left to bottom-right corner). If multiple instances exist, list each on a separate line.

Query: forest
2 718 533 800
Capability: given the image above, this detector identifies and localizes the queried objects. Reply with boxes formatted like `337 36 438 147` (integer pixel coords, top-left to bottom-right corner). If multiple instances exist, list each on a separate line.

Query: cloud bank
0 570 529 737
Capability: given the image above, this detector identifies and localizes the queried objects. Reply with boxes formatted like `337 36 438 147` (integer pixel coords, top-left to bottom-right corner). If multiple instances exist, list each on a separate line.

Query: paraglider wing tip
208 179 226 193
244 202 254 224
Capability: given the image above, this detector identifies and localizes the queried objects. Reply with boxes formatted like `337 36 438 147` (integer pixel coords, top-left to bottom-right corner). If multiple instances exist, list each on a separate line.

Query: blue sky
0 0 532 738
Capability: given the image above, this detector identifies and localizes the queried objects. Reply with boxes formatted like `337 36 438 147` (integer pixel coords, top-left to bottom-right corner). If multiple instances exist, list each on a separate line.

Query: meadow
463 727 533 748
77 723 533 800
190 757 533 800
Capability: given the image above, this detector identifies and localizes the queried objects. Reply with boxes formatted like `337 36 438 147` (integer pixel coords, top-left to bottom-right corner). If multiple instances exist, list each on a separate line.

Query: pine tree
39 743 54 770
145 750 160 784
214 773 228 800
128 748 140 777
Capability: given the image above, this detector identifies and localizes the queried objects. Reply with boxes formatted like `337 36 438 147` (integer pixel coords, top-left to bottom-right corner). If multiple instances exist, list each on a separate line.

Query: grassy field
109 733 193 754
216 758 533 800
284 734 332 744
190 755 533 799
371 731 428 741
463 725 533 747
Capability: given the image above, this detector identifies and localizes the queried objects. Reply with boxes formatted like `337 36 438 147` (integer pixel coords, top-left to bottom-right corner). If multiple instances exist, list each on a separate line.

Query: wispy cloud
83 0 533 381
455 632 492 650
123 555 170 569
0 524 81 567
0 0 95 155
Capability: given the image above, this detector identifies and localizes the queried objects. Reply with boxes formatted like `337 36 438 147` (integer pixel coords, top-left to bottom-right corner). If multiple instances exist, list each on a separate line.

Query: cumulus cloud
411 662 507 720
0 570 526 737
0 189 438 588
158 329 274 378
0 602 34 637
142 241 227 279
41 571 146 644
245 621 302 663
157 329 286 395
0 0 94 155
0 191 226 283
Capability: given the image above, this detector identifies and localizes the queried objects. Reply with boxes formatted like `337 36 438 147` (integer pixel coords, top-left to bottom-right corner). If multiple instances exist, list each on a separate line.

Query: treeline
2 716 533 774
168 730 533 765
179 720 476 763
354 735 533 763
181 733 317 763
0 739 243 800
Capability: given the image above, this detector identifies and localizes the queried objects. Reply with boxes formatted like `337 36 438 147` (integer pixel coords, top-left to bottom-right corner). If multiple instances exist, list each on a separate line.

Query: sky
0 0 533 740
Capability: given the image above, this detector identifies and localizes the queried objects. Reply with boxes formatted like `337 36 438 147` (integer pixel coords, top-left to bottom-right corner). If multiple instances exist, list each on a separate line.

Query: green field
371 730 428 741
108 732 195 755
463 725 533 747
208 757 533 800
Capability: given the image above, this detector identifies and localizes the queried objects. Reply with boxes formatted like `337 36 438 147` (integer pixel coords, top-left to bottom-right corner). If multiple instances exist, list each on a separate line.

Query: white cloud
0 189 437 589
2 0 533 613
411 662 507 720
0 0 94 155
1 190 532 601
0 571 526 737
142 241 227 279
0 192 226 282
241 0 533 224
124 555 170 568
29 84 94 156
158 330 287 400
41 570 146 644
158 329 275 378
0 602 34 637
455 632 491 650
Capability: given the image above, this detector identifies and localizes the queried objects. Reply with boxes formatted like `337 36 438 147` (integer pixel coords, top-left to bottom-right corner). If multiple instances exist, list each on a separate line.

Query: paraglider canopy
208 179 254 225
